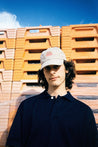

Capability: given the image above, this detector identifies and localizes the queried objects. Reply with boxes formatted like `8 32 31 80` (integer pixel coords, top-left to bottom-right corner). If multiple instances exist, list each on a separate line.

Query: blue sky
0 0 98 28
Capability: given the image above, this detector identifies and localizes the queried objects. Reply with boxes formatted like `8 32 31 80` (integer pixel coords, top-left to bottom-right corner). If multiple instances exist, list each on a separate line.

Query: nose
49 68 55 74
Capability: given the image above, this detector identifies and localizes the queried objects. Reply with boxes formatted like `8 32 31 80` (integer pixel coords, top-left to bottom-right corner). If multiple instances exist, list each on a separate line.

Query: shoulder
73 95 91 110
15 91 46 116
19 90 46 107
72 95 94 120
75 97 91 109
68 92 92 111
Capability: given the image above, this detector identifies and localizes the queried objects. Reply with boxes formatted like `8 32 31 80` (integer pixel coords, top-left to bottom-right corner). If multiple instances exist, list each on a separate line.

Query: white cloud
0 11 22 29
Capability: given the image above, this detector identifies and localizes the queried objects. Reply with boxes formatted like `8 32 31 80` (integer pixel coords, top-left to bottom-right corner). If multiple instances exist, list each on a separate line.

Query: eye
53 65 60 70
44 66 51 71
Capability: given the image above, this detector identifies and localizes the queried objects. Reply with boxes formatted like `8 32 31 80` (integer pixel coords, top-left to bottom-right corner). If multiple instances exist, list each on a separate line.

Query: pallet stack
61 24 98 126
0 29 16 146
61 26 72 60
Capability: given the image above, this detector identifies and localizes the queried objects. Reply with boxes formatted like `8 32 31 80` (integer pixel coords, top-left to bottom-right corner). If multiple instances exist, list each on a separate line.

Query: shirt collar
62 91 75 102
43 90 74 102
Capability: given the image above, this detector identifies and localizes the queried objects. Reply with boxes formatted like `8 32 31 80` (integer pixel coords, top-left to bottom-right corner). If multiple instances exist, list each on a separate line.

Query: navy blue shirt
6 91 98 147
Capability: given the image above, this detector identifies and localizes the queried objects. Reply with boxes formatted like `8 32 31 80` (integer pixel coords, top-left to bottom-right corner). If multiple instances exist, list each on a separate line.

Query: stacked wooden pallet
61 24 98 127
0 29 16 146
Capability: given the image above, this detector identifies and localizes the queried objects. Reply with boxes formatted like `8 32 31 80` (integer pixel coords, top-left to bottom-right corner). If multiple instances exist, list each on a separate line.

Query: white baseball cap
40 47 66 69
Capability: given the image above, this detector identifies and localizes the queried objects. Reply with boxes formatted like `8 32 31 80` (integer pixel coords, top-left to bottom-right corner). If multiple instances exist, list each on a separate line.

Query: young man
6 47 98 147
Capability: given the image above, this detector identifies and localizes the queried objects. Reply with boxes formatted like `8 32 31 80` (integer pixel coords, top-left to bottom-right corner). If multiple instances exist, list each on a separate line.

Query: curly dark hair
38 60 76 90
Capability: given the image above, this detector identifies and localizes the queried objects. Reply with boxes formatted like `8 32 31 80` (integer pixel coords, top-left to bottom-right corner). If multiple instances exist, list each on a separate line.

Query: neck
48 85 67 98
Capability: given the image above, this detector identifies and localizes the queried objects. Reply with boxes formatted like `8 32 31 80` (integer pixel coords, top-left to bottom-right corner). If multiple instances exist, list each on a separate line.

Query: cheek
59 67 66 77
60 72 66 81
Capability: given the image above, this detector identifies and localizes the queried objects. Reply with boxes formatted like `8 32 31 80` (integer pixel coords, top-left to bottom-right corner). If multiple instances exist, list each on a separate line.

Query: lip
49 77 58 81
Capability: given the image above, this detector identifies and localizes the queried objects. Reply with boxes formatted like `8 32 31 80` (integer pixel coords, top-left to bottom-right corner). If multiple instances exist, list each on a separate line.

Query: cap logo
46 51 53 57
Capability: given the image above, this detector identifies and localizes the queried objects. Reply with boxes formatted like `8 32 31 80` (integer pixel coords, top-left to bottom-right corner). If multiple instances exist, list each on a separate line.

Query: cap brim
41 59 64 69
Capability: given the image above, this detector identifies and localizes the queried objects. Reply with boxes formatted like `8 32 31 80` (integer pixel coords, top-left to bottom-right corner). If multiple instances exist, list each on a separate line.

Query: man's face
43 64 66 89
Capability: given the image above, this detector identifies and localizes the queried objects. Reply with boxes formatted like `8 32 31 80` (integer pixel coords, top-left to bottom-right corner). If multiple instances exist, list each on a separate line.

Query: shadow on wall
0 129 8 147
0 88 44 147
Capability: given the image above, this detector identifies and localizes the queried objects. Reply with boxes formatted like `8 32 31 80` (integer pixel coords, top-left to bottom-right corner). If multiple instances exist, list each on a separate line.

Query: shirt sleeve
6 102 24 147
86 108 98 147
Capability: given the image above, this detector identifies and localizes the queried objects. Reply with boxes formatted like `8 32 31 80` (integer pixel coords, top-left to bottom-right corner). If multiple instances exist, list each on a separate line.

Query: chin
50 83 60 87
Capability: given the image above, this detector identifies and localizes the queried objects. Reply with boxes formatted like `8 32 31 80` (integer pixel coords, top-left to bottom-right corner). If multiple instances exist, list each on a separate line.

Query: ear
65 70 68 73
